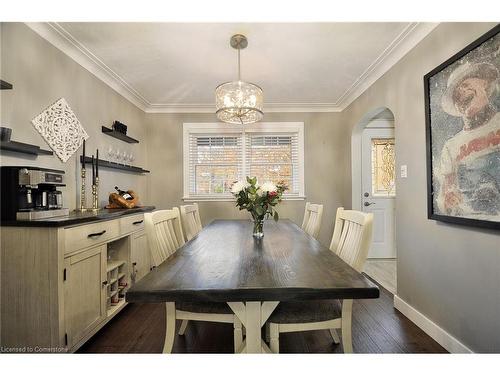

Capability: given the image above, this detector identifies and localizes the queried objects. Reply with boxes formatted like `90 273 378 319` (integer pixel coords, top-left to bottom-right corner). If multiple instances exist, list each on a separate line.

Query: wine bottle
115 186 133 200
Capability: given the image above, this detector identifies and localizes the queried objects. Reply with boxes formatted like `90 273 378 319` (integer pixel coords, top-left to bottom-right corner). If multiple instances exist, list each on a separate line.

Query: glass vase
252 218 264 238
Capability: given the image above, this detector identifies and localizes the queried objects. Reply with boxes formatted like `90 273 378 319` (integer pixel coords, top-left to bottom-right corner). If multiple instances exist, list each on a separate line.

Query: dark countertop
0 206 155 228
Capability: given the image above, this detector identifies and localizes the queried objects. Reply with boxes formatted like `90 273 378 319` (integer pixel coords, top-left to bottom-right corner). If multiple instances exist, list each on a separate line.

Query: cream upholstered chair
180 203 203 241
266 207 373 353
301 202 324 238
145 208 243 353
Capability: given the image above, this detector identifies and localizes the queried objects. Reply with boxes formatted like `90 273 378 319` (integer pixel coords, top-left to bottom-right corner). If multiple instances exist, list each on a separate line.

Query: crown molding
145 102 342 113
26 22 439 114
335 22 440 110
25 22 151 111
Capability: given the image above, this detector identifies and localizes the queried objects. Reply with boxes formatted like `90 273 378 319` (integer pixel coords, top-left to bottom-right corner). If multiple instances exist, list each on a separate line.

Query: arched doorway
352 107 397 294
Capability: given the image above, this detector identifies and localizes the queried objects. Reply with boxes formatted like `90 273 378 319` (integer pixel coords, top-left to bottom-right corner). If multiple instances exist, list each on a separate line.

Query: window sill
182 196 306 202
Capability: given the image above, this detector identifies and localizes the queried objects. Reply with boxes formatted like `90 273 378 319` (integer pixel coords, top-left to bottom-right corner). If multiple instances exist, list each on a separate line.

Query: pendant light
215 34 263 124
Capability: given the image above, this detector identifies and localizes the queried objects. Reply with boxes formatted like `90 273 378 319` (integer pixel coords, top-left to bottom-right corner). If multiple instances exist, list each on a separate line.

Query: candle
96 149 99 178
91 155 95 185
82 140 86 169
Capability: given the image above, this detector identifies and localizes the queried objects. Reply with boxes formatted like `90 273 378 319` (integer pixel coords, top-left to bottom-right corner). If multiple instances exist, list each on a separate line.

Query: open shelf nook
106 238 130 317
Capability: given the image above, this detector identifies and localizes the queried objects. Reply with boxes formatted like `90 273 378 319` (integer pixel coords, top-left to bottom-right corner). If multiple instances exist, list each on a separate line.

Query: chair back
329 207 373 272
145 208 186 267
301 202 324 238
180 203 203 241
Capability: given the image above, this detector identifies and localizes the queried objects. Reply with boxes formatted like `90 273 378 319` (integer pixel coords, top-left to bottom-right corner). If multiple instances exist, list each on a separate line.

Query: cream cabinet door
130 230 151 283
64 244 107 348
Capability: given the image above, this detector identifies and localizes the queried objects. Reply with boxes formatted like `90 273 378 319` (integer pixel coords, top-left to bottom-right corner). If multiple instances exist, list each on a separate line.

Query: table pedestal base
228 301 279 354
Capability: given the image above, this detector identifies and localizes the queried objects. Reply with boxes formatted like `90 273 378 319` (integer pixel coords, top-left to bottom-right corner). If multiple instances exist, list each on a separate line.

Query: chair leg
329 328 341 344
233 318 243 353
178 320 189 335
265 323 270 342
341 300 353 353
269 323 280 353
163 302 176 353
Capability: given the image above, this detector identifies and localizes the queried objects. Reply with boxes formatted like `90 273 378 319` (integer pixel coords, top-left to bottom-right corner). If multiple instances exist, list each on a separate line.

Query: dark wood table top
126 219 379 303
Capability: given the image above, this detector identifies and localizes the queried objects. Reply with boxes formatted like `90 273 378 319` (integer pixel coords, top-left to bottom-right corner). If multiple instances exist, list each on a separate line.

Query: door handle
364 202 376 207
88 230 106 238
132 220 144 225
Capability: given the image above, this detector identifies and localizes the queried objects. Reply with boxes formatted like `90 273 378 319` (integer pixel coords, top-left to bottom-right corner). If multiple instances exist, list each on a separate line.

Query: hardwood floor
364 259 397 294
78 279 446 354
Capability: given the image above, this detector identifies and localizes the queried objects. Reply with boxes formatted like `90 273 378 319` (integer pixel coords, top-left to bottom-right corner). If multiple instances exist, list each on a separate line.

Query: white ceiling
29 22 438 112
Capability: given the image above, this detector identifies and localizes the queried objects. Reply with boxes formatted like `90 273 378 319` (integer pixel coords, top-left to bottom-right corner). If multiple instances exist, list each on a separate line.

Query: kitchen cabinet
131 230 151 283
64 245 107 348
0 211 152 352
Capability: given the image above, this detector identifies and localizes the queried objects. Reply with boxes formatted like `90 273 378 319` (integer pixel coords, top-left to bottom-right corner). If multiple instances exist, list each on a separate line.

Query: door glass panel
371 138 396 196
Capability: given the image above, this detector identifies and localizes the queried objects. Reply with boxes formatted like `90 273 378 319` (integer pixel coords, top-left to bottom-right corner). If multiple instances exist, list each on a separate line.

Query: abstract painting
425 25 500 229
31 98 89 163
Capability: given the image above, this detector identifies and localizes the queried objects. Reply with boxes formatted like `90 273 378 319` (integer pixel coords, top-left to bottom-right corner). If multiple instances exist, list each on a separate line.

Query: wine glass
107 146 113 162
114 149 122 163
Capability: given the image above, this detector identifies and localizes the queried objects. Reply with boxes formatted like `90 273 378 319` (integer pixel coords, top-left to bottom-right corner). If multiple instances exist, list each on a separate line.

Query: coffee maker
1 166 69 221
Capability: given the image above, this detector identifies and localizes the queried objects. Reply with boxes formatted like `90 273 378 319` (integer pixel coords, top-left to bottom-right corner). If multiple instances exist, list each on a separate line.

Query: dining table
126 219 379 353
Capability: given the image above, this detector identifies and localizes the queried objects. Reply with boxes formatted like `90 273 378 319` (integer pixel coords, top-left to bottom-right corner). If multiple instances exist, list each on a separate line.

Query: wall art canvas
31 98 89 163
425 25 500 229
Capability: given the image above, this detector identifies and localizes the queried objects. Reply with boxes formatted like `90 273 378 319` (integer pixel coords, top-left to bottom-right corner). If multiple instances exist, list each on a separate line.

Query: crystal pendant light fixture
215 34 263 125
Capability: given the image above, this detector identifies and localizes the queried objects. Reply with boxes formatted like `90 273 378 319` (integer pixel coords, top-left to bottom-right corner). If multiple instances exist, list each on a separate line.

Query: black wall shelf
0 140 53 156
102 126 139 144
80 156 149 174
0 80 13 90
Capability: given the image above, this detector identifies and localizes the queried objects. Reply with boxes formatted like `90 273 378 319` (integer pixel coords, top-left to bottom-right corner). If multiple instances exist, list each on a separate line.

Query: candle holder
91 176 100 211
79 168 88 212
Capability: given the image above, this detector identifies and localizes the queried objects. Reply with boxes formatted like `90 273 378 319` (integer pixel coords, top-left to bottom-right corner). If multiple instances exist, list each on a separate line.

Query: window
371 138 396 196
183 122 304 200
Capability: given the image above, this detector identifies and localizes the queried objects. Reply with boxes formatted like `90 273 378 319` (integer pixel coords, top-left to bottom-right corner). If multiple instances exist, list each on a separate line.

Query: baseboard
393 295 473 353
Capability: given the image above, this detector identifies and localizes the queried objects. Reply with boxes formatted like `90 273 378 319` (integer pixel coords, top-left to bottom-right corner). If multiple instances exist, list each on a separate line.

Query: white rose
259 181 277 193
231 181 248 194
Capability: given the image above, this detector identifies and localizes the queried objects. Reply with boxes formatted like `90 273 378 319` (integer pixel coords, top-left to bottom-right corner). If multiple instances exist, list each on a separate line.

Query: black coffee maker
1 166 69 221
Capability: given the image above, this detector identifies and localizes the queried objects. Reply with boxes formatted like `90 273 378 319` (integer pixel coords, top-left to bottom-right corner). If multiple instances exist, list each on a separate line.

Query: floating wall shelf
0 80 13 90
0 140 53 156
102 126 139 144
80 156 149 174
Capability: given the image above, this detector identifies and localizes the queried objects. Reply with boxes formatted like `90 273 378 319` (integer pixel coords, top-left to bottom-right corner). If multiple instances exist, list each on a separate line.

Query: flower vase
252 218 264 238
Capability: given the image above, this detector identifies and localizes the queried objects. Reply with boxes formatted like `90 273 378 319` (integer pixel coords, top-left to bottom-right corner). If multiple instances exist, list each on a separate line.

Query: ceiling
29 22 438 112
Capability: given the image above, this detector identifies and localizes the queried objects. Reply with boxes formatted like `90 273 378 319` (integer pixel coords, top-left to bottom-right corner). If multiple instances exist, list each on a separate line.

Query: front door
361 128 396 258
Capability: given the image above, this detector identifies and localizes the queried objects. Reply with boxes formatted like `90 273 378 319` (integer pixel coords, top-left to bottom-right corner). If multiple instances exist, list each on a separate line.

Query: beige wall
341 22 500 352
145 112 349 246
0 23 148 209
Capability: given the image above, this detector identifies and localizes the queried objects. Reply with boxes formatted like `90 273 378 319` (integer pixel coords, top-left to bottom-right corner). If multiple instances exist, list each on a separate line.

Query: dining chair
266 207 373 353
180 203 203 241
301 202 324 238
144 208 243 353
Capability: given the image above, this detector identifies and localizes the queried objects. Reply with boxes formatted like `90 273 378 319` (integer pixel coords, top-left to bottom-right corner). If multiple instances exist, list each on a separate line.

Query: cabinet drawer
65 220 119 254
120 214 145 235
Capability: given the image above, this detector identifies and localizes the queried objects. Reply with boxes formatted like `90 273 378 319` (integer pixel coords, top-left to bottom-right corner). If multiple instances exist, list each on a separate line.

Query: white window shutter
245 133 301 196
183 122 304 200
188 133 243 198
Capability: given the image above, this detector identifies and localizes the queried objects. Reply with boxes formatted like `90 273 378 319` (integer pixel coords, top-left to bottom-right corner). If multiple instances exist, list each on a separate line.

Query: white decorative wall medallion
31 98 89 162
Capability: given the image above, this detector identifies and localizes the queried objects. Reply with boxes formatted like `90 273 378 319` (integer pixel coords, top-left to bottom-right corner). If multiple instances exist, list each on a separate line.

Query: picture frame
424 24 500 230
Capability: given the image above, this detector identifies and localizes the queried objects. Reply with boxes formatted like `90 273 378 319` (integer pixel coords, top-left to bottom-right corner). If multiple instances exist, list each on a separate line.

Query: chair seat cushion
268 299 342 324
177 301 233 314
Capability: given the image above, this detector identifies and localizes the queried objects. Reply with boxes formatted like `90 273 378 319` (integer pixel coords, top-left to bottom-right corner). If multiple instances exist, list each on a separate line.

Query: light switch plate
401 165 408 178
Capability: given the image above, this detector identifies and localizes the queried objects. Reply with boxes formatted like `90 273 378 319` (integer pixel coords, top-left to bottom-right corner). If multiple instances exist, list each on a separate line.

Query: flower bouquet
231 176 288 238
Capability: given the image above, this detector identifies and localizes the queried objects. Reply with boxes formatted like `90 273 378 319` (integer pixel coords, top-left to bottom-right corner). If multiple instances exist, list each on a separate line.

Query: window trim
183 122 305 201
